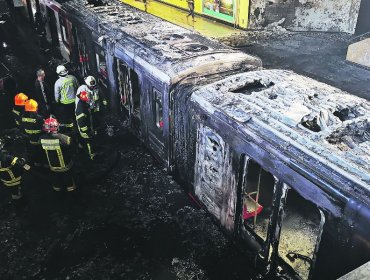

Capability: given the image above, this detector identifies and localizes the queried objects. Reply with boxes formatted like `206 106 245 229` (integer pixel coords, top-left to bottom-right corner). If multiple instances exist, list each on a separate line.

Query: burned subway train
37 0 370 279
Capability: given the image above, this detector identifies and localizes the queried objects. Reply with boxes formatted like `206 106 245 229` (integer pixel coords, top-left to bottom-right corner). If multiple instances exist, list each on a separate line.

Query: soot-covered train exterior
36 0 370 279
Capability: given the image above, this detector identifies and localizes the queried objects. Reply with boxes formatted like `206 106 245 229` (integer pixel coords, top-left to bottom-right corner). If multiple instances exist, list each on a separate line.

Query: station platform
120 0 241 38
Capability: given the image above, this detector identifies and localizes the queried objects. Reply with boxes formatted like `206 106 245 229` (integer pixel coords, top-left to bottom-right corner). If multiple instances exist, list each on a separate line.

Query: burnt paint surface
187 99 369 279
186 70 370 279
194 124 237 232
37 1 369 278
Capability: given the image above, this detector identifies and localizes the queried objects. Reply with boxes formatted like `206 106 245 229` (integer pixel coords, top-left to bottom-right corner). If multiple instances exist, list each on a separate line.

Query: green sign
203 0 234 23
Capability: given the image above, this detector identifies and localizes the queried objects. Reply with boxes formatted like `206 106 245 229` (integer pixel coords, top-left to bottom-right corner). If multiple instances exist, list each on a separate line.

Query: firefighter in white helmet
54 65 79 134
75 90 97 160
76 75 107 134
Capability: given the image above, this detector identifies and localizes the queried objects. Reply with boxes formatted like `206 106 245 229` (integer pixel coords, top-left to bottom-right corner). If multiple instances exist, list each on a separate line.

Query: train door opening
153 88 163 132
44 7 59 51
117 59 141 134
150 87 164 141
276 185 325 280
242 159 275 243
72 28 89 77
49 12 70 61
94 48 109 102
145 86 166 161
131 72 141 118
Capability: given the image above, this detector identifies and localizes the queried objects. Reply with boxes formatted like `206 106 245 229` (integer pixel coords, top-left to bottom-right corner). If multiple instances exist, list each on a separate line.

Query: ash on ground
0 130 255 280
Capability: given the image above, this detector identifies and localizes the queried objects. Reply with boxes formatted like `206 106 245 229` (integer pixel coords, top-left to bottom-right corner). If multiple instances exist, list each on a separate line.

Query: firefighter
76 75 107 134
40 116 76 192
21 99 44 166
0 137 30 201
54 65 79 134
75 90 97 160
12 93 28 127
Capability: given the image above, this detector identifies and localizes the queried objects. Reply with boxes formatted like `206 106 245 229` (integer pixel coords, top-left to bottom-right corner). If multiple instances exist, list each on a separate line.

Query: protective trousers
0 165 23 200
80 137 96 160
57 103 75 134
50 168 76 192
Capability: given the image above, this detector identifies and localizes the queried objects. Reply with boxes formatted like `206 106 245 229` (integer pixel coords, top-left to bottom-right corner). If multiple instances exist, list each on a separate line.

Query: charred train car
39 0 260 167
37 0 370 279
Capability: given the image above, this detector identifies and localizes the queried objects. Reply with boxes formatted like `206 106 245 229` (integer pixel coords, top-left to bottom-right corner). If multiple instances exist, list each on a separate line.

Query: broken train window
96 50 107 79
117 59 130 111
278 185 325 280
117 60 141 118
153 88 163 130
131 70 141 117
59 16 69 47
242 159 275 242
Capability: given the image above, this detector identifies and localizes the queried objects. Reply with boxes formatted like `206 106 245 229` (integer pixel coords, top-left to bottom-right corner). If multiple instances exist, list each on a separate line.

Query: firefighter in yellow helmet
39 116 76 192
21 99 45 166
12 93 28 127
0 137 31 201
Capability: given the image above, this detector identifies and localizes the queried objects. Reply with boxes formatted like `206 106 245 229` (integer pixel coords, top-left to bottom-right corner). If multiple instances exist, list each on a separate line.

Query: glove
16 157 26 167
23 164 31 171
17 158 31 170
103 100 108 106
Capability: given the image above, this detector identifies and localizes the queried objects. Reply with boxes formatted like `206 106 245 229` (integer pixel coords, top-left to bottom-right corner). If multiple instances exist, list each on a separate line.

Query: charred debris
3 0 370 279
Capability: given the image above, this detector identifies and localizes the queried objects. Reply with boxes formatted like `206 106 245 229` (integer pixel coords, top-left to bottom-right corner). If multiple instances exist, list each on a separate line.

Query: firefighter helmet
79 90 90 102
85 76 97 89
14 93 28 106
24 99 38 112
43 115 59 133
56 65 68 76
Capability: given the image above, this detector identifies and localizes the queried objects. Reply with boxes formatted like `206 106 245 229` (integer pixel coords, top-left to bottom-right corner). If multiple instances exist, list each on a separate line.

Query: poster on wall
203 0 234 23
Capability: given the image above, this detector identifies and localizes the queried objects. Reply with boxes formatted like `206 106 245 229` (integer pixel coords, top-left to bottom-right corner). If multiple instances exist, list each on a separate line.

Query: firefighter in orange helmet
21 99 45 166
12 93 28 127
40 116 76 192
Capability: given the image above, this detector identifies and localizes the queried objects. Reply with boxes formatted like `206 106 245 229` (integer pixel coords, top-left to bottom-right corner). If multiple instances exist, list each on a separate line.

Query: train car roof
60 0 261 80
191 69 370 201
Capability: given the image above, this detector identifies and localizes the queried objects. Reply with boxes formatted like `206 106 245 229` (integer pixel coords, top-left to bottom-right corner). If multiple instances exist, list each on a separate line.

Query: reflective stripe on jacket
40 133 73 172
55 75 79 105
12 106 23 126
21 111 44 143
75 99 94 139
0 154 22 187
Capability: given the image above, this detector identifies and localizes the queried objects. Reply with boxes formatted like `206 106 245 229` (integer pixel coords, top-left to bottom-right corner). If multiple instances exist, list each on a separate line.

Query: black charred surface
0 131 256 279
0 3 258 278
236 31 370 101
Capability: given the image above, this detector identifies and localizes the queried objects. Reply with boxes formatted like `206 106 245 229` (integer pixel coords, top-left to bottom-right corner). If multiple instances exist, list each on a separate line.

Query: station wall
248 0 362 34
